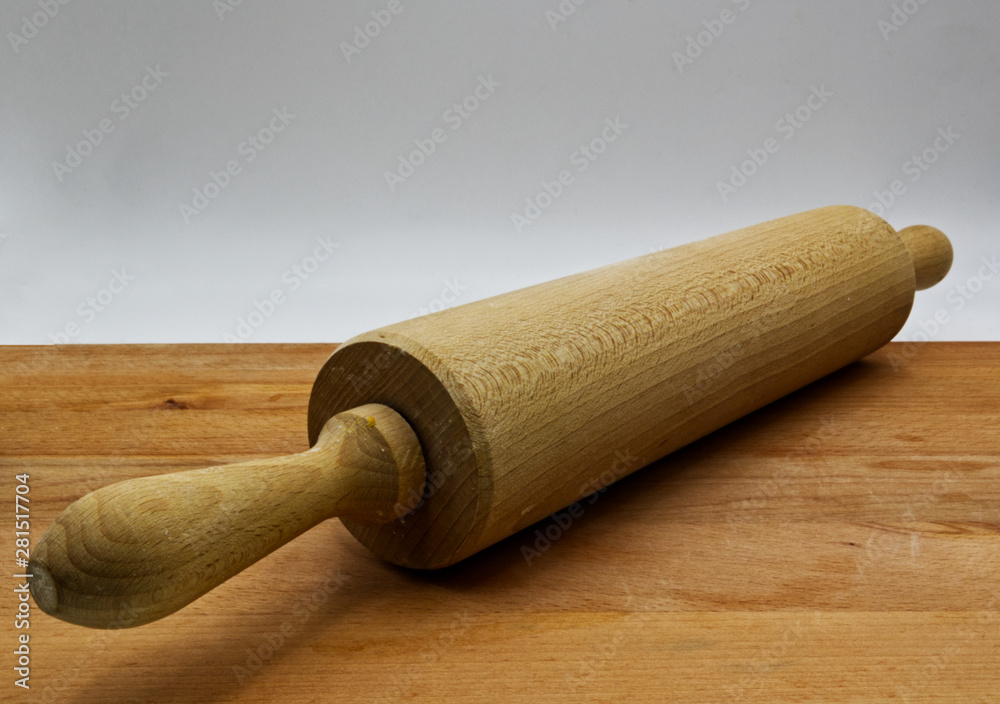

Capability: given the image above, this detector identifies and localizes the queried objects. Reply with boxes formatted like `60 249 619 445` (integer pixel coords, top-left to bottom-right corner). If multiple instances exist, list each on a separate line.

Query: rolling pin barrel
309 205 951 569
32 204 952 628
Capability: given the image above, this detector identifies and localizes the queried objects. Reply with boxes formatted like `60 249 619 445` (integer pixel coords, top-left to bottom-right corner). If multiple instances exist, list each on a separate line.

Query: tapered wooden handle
28 404 425 629
899 225 953 290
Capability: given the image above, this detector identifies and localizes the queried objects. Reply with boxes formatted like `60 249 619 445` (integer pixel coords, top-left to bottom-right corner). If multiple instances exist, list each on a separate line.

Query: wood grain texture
310 206 925 568
28 403 425 628
4 343 997 703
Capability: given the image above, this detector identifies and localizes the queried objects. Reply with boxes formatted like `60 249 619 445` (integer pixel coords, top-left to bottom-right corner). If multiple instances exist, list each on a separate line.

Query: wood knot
161 398 188 410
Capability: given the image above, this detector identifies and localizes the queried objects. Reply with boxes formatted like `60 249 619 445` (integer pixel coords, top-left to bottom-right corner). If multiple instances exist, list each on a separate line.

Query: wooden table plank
2 343 998 703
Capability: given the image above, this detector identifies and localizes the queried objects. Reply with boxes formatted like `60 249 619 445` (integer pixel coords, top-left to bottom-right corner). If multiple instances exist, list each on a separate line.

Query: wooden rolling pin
30 205 953 628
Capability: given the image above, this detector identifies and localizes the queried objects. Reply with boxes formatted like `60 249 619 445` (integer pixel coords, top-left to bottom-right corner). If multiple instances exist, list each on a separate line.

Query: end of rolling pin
898 225 953 291
28 403 426 628
28 559 58 615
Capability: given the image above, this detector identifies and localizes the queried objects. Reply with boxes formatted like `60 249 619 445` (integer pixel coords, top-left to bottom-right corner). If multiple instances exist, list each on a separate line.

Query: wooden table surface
2 343 998 704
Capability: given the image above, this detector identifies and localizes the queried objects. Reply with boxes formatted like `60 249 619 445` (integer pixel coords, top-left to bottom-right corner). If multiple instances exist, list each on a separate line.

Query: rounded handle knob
898 225 953 291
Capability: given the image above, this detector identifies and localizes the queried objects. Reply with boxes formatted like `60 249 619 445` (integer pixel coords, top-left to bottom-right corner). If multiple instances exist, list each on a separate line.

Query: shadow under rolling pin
30 205 953 628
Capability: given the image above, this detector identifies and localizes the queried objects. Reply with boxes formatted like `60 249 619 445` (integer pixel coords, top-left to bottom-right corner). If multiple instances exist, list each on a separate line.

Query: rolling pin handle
28 404 425 629
898 225 953 291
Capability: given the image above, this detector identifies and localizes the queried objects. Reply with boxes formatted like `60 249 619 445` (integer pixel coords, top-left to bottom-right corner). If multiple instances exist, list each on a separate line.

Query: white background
2 1 997 345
